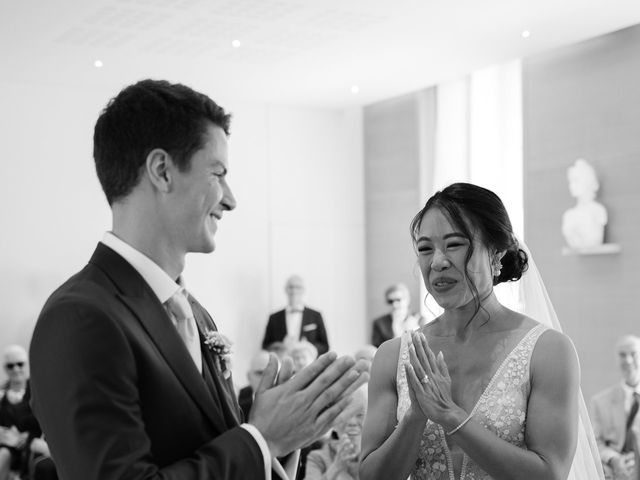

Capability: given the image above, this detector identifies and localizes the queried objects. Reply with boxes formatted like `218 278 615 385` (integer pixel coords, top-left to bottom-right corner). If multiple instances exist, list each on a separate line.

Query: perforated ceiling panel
5 0 640 106
52 0 388 61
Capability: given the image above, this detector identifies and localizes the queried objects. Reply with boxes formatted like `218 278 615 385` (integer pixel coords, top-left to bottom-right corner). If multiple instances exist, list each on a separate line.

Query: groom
29 79 366 480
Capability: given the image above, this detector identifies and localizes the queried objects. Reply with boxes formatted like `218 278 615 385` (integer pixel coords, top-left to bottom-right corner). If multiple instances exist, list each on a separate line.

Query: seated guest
262 275 330 355
288 341 320 478
304 385 367 480
290 341 318 374
237 350 270 421
591 335 640 479
353 345 377 373
0 345 57 480
265 340 289 361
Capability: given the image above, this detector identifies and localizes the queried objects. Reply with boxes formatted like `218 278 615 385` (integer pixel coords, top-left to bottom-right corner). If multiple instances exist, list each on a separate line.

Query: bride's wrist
406 405 427 423
441 408 469 434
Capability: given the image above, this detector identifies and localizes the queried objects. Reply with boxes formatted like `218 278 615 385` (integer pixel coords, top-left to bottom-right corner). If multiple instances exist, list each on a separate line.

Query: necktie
622 391 640 453
165 288 202 374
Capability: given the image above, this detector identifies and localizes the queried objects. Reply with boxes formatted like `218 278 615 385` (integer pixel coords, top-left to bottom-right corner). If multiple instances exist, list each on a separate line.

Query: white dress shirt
285 306 304 344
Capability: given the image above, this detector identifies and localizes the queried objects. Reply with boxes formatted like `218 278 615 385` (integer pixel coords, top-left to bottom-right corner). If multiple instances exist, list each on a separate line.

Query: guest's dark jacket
371 313 425 348
262 307 329 355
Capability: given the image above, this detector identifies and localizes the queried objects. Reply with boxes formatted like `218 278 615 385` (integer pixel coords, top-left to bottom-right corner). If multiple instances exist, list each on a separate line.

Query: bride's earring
491 257 502 277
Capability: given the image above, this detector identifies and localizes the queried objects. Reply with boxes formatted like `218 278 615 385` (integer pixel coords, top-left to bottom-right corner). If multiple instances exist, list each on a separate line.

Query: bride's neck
440 291 504 337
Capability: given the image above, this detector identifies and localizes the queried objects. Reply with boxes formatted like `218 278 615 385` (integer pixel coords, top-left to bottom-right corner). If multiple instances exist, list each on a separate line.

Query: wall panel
523 24 640 400
363 89 436 337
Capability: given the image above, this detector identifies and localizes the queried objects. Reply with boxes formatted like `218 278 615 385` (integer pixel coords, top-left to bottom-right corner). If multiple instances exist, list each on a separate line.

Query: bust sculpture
561 159 607 249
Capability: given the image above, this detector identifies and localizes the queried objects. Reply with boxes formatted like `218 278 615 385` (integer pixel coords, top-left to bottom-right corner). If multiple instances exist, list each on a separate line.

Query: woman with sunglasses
371 283 426 348
0 345 57 480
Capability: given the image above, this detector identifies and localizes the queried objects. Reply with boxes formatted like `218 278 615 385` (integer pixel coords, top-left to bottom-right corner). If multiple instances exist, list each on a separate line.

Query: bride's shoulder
517 313 574 349
369 337 403 384
529 324 578 375
374 336 403 364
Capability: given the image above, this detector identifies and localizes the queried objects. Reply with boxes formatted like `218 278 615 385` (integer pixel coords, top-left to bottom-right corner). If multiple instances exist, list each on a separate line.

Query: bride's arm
359 338 426 480
410 329 579 480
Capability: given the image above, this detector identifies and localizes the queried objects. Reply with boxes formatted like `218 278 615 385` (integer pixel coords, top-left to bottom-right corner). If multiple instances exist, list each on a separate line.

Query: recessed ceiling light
231 40 241 48
350 85 359 94
94 60 103 68
521 30 531 38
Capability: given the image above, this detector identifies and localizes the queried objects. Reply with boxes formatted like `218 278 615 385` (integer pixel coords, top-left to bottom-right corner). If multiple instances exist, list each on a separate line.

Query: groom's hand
249 352 369 457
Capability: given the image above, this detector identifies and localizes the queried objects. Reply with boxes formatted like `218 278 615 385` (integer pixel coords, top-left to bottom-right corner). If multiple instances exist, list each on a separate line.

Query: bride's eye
446 238 469 251
417 245 433 254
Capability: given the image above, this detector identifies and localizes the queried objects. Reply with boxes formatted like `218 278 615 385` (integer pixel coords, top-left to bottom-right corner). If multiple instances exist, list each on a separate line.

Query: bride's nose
432 250 451 271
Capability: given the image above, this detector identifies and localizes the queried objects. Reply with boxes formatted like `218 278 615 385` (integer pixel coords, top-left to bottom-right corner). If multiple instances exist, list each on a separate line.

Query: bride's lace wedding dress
396 324 547 480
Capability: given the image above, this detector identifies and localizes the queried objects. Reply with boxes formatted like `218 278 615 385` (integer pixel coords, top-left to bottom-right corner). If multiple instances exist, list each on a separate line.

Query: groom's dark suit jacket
29 243 265 480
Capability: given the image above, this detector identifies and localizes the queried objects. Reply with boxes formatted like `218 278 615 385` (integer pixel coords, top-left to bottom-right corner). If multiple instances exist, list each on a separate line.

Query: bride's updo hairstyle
410 182 528 293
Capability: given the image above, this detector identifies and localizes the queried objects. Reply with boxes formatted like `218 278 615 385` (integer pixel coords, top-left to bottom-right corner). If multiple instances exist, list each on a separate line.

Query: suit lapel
90 244 227 433
190 298 241 427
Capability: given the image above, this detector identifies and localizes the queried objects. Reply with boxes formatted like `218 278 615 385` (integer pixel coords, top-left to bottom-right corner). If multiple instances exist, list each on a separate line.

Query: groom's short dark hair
93 79 232 205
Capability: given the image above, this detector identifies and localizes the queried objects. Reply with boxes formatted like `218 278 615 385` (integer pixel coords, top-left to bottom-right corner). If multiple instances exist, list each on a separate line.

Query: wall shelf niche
561 243 621 256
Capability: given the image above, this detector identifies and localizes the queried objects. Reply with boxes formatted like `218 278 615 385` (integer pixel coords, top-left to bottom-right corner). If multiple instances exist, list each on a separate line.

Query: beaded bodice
396 324 547 480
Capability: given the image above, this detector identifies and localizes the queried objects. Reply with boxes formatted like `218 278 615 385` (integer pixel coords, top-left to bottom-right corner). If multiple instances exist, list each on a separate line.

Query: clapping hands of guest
608 453 635 480
325 435 359 479
0 425 28 448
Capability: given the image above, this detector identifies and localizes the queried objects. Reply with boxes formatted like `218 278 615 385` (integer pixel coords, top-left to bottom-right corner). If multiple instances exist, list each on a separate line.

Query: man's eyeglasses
386 297 403 305
5 362 25 370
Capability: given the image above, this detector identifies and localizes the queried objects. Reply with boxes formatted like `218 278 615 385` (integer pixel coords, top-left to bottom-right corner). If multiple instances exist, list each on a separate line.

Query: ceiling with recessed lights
2 0 640 108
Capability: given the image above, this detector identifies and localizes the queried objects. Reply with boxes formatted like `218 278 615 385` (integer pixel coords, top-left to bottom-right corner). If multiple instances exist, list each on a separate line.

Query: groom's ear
146 148 172 193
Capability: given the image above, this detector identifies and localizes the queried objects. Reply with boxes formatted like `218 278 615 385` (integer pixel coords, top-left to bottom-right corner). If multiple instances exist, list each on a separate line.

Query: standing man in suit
591 334 640 480
262 275 329 355
29 79 366 480
371 283 425 348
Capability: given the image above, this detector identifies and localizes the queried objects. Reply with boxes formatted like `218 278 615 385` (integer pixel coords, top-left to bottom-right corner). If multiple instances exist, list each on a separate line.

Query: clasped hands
249 352 369 457
0 426 28 448
608 453 635 480
404 331 467 432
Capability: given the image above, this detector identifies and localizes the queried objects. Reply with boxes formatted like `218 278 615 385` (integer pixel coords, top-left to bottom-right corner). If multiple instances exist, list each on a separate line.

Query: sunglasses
5 362 25 370
386 297 403 305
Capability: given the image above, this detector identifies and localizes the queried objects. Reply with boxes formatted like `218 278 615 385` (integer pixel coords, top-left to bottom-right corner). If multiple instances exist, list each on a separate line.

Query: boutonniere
204 330 233 379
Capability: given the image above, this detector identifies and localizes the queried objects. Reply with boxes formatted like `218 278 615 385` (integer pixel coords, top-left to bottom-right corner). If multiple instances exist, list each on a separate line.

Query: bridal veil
517 241 605 480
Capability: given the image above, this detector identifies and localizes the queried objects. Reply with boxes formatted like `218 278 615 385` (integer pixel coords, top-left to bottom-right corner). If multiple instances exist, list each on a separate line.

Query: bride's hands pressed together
404 331 467 431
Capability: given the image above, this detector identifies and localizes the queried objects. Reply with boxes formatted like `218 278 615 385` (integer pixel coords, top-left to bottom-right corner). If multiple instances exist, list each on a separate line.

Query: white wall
0 80 365 389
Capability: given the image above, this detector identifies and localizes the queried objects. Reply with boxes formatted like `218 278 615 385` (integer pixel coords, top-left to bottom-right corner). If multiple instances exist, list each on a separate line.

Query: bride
359 183 603 480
